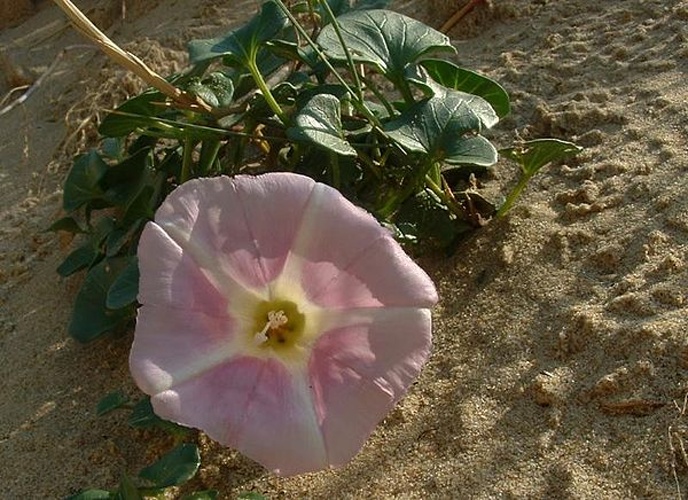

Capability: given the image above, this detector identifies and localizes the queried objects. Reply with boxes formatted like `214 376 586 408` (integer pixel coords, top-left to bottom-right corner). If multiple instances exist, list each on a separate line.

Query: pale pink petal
231 172 315 291
153 174 313 290
130 304 237 395
137 223 233 315
277 181 437 309
308 235 438 308
151 357 328 475
308 307 432 466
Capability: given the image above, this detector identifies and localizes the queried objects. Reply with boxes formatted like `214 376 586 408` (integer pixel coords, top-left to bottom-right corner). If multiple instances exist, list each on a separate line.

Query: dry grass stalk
52 0 212 113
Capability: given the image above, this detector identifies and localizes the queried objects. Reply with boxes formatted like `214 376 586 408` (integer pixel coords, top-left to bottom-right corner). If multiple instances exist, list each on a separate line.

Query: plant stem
319 0 365 104
198 139 222 176
272 0 383 129
330 152 341 189
180 136 195 183
496 172 531 217
361 75 396 117
395 75 416 105
247 57 288 124
424 173 465 219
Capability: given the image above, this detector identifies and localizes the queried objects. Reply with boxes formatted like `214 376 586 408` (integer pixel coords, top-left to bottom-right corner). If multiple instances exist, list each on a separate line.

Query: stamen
253 310 288 346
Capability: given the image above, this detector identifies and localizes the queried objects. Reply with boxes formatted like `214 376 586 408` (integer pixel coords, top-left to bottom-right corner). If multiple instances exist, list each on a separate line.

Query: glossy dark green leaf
237 493 267 500
46 216 87 234
394 190 468 248
99 90 165 138
420 59 510 118
96 390 130 416
57 244 98 278
122 185 156 225
317 0 390 18
105 222 142 258
128 397 159 428
115 473 142 500
266 39 319 68
102 111 226 141
66 489 113 500
317 9 455 81
63 151 108 212
68 257 133 342
100 149 151 207
188 0 288 65
287 94 357 156
138 443 200 488
384 93 498 165
106 256 139 309
499 138 583 176
101 137 125 161
182 492 219 500
187 72 235 108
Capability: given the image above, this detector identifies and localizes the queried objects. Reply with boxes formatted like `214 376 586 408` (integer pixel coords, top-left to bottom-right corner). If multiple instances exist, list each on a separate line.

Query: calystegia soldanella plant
53 0 580 490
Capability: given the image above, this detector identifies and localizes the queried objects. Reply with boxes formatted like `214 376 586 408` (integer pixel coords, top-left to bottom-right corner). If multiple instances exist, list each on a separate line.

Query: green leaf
317 0 391 18
128 397 160 428
100 111 226 141
187 0 289 66
99 90 165 138
182 492 219 500
394 190 469 248
499 139 583 176
138 444 201 488
57 244 98 278
63 151 108 212
384 93 498 166
96 390 130 416
419 59 510 118
68 257 133 342
317 9 455 81
106 256 139 309
101 137 125 161
237 493 267 500
187 72 235 108
100 148 151 207
66 490 113 500
115 473 142 500
287 94 357 156
46 216 87 234
122 185 156 225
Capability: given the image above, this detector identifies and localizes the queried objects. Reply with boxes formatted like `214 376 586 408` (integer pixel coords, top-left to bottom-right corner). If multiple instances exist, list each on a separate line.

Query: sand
1 0 687 498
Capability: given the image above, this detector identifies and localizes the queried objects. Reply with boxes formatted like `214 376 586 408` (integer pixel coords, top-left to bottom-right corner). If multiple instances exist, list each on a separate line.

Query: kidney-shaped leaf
106 256 139 310
188 0 288 66
500 138 583 176
317 9 455 81
286 94 357 156
138 443 201 488
187 72 235 109
68 257 133 342
384 93 498 165
420 59 510 118
63 151 108 212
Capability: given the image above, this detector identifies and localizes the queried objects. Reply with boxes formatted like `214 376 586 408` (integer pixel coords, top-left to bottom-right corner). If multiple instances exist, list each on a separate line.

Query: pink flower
130 172 438 476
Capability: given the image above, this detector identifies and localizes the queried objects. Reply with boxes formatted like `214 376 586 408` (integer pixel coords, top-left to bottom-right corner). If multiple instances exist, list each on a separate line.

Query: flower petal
274 181 437 309
308 307 432 466
137 223 235 314
130 304 238 395
153 174 314 291
308 235 438 308
150 357 328 475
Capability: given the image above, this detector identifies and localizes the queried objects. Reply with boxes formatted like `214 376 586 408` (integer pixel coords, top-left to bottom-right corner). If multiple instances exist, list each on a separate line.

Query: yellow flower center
252 299 305 351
